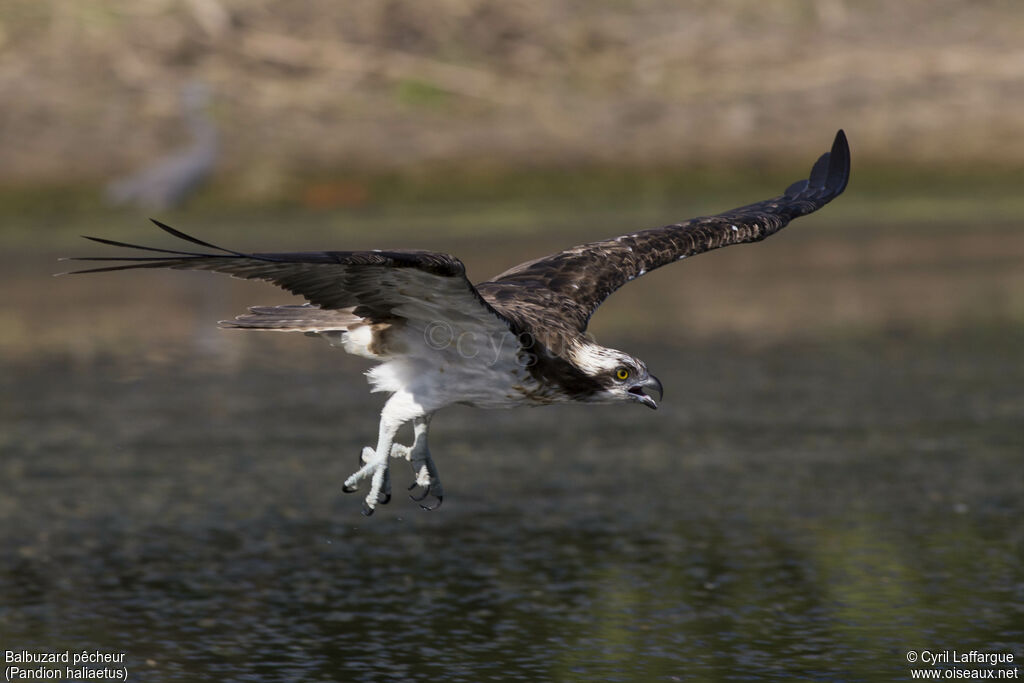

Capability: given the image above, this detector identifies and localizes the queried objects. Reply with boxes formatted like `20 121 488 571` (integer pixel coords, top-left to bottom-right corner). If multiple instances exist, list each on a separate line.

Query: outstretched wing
62 220 515 341
478 130 850 335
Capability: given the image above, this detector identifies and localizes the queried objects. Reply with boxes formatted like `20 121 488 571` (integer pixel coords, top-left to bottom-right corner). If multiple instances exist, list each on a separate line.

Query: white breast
362 321 539 411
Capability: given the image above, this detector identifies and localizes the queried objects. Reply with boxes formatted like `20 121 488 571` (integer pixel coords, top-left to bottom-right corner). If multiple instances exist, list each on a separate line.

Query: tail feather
220 304 362 331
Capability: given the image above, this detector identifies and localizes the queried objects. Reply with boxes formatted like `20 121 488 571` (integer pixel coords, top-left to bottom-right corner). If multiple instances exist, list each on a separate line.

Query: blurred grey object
106 82 218 210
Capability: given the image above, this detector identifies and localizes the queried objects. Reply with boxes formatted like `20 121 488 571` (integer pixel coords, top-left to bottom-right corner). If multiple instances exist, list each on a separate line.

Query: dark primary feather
63 220 509 328
476 129 850 340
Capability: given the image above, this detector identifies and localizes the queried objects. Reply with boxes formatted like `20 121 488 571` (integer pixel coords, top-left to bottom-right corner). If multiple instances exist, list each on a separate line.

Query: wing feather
62 220 513 334
478 130 850 335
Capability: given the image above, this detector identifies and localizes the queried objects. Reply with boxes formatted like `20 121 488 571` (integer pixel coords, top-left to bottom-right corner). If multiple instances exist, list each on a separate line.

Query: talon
419 495 443 512
361 501 375 516
408 484 442 509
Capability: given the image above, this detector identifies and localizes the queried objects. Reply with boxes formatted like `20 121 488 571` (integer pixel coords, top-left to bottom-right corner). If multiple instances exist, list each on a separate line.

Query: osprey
65 130 849 515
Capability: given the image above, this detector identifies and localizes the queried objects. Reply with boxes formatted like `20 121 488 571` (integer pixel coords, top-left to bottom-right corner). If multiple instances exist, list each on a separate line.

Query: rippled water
3 327 1022 681
2 215 1023 681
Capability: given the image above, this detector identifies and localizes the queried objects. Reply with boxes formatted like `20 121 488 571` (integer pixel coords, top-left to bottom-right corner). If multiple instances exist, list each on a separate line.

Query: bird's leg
358 446 390 506
341 395 415 516
404 414 443 511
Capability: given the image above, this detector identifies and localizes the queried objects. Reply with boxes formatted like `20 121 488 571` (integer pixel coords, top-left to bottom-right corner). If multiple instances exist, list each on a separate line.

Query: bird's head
570 342 663 409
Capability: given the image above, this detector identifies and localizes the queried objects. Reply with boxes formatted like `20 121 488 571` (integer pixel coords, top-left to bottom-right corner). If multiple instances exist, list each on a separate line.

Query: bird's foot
342 447 391 515
389 443 411 460
342 443 441 513
407 461 444 511
391 443 444 510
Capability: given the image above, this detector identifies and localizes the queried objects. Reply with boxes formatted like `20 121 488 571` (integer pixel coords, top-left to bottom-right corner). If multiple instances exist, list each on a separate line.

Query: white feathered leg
342 392 422 516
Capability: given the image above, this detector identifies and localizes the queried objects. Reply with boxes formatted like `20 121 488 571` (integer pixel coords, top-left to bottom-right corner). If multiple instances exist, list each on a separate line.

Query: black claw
408 479 442 509
419 495 443 512
361 501 375 516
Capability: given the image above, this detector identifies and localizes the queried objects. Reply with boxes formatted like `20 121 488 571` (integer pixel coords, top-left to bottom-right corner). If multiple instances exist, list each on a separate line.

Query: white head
569 341 663 409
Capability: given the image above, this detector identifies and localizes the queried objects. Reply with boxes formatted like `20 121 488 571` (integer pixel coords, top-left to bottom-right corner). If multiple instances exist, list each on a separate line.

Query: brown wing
61 220 513 333
477 130 850 337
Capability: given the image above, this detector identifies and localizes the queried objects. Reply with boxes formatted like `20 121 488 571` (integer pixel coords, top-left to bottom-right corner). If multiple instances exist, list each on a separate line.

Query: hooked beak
628 374 663 410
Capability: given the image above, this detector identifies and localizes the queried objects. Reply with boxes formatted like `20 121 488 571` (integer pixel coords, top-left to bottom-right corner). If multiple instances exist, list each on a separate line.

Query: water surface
1 220 1022 681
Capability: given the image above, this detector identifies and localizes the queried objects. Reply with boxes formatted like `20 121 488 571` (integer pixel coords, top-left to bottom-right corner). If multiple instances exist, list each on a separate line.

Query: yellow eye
616 368 630 381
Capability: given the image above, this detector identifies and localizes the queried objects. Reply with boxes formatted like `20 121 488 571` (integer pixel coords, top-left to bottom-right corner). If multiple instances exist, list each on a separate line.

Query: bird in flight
65 130 849 515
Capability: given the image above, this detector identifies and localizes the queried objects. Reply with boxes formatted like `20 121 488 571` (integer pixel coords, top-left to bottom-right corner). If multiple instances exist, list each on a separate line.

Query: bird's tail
221 305 396 356
220 304 360 332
